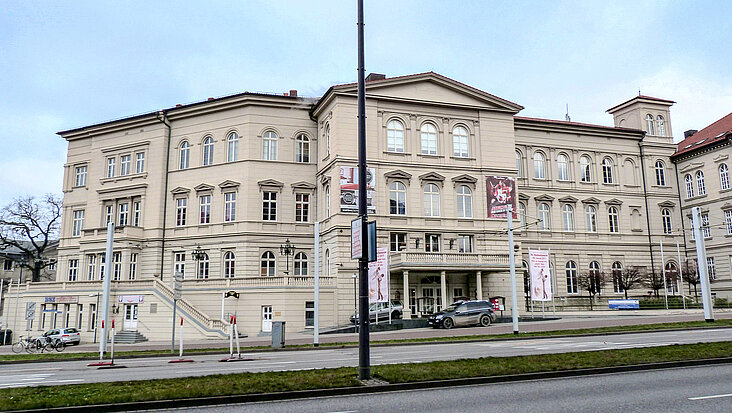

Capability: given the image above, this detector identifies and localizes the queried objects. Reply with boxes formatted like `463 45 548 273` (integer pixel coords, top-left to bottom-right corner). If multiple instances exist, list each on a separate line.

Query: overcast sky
1 1 731 206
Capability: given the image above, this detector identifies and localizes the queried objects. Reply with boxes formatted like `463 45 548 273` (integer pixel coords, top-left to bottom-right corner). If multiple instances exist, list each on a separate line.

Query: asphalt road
1 328 731 389
168 364 732 413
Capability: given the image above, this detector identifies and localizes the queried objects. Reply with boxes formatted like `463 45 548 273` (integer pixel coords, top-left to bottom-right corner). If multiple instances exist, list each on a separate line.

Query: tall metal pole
314 222 320 347
660 240 668 310
676 239 685 309
356 0 370 381
508 205 519 334
94 293 100 343
100 221 114 354
691 207 714 322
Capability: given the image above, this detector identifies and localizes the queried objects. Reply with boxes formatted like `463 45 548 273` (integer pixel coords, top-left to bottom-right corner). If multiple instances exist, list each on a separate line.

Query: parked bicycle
35 336 66 353
11 336 38 354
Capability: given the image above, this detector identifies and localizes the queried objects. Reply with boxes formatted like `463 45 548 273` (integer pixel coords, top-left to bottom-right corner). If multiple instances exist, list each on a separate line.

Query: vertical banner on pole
529 250 552 302
368 247 389 304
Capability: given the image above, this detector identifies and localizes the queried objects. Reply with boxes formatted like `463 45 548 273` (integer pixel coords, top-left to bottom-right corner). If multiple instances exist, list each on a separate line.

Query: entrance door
124 304 138 330
261 306 273 332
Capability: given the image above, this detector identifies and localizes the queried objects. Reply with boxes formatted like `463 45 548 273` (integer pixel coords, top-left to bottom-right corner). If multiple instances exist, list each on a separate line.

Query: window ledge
720 188 732 194
449 156 475 161
100 172 148 184
383 151 411 156
556 179 571 183
417 153 444 159
579 180 593 185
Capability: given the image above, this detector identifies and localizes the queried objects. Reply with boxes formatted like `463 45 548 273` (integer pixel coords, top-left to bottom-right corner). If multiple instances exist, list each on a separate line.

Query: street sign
25 302 35 320
174 272 183 300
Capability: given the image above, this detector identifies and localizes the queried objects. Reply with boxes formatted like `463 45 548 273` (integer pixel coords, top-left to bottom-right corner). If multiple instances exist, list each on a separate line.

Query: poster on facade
529 249 552 301
340 166 376 213
486 176 517 219
368 247 389 303
118 295 144 304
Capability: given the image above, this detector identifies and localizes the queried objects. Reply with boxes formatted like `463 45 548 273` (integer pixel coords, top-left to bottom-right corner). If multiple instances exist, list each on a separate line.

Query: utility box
271 321 286 348
0 330 12 345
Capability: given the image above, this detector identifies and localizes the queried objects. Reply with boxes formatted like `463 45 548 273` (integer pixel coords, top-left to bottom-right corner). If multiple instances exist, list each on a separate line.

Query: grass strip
2 317 731 363
2 341 732 411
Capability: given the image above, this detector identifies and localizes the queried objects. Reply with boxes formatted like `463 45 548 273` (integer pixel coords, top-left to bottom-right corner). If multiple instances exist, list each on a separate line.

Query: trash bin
271 321 286 349
0 330 12 345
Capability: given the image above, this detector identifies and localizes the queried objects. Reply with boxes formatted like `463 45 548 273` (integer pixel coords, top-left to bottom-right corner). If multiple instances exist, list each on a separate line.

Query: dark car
427 300 496 329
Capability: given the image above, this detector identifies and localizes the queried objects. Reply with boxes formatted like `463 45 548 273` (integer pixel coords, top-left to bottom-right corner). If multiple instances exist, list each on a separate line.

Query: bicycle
34 336 66 353
11 336 38 354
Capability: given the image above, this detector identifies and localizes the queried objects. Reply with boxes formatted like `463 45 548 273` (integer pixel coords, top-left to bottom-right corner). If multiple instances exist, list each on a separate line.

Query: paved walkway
1 309 729 355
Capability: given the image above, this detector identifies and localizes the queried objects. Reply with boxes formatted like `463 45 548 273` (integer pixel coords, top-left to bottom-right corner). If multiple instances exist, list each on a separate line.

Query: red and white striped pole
179 317 184 358
110 319 115 365
99 320 105 361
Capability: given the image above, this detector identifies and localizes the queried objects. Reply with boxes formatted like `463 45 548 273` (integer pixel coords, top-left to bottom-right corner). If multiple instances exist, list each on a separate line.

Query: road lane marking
689 393 732 400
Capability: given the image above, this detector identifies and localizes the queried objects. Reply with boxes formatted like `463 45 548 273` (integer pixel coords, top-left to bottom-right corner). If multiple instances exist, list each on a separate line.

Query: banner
368 247 389 303
118 295 144 304
486 176 517 219
340 166 376 213
529 249 552 301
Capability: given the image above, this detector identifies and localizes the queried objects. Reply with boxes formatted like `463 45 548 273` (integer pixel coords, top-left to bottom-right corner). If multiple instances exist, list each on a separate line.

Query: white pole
660 240 668 310
676 239 685 309
508 205 519 334
229 315 233 357
314 222 320 347
691 207 714 321
221 292 225 321
0 278 5 344
234 316 241 357
13 279 20 344
549 248 555 314
110 319 115 365
100 221 115 354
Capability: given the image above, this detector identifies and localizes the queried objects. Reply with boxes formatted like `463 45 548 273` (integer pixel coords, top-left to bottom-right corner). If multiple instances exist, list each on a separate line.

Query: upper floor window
3 259 12 271
608 206 619 233
133 201 141 227
202 136 214 166
423 183 440 217
602 158 614 184
261 251 276 276
579 155 591 182
724 210 732 235
538 203 551 230
389 181 407 215
707 257 716 280
224 192 236 222
199 195 211 224
196 252 209 279
720 164 730 191
176 198 187 226
661 208 672 234
585 205 597 232
118 203 129 226
75 166 87 187
106 157 115 178
227 132 239 162
324 186 331 217
456 185 473 218
702 213 711 238
263 191 277 221
452 126 469 157
294 252 308 276
655 161 666 186
533 152 546 179
72 210 84 237
295 193 309 222
120 155 131 176
68 259 78 282
557 153 569 181
696 170 706 196
296 134 310 163
129 253 137 280
135 152 145 174
516 151 523 177
387 120 405 153
458 234 473 253
562 204 574 231
263 131 278 160
646 114 655 135
685 174 694 198
224 251 235 278
425 234 440 252
566 261 578 294
656 115 666 136
324 124 331 157
420 123 437 155
390 232 407 252
179 141 190 170
518 202 527 228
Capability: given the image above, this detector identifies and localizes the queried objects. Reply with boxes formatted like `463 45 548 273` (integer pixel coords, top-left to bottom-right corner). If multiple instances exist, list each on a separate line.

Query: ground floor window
89 303 97 332
262 306 273 332
77 304 83 330
305 301 314 327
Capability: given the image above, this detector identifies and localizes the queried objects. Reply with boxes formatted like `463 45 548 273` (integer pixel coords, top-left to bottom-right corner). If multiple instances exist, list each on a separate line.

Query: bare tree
577 270 607 310
646 269 665 298
681 261 699 298
0 194 62 282
615 266 646 299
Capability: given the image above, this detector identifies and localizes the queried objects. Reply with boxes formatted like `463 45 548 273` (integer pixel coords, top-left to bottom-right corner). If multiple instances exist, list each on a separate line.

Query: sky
1 0 731 206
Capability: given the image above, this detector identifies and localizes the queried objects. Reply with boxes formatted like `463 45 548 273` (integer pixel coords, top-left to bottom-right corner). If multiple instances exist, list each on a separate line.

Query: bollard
169 317 194 363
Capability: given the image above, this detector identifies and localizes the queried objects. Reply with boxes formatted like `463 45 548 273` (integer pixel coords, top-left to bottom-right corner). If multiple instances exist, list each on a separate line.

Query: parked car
427 300 496 329
350 300 404 323
42 328 81 346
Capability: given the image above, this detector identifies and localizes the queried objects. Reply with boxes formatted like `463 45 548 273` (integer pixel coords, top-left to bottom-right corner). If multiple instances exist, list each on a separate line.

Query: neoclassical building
3 72 707 341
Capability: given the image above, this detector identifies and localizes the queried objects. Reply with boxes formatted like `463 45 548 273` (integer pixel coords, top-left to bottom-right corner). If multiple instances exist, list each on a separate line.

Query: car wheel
442 318 454 329
479 314 491 327
391 311 401 320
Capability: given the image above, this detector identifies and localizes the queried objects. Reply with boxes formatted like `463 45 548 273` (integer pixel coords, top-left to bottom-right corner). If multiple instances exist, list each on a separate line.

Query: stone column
402 270 410 318
476 271 483 300
440 271 447 311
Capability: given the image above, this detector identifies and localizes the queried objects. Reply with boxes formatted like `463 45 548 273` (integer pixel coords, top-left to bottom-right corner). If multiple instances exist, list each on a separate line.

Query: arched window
263 131 278 160
452 126 469 157
696 170 706 196
538 203 551 230
661 208 673 234
585 205 597 232
325 124 330 156
260 251 276 276
534 152 546 179
518 202 527 228
456 185 473 218
612 261 624 293
324 186 330 217
227 132 238 162
557 153 569 181
224 251 235 278
516 150 523 178
719 164 730 191
566 261 578 294
579 155 591 182
562 204 574 231
423 183 440 217
197 252 209 279
655 161 666 186
685 174 694 198
294 252 308 276
420 123 437 155
179 141 190 170
589 261 601 294
656 115 666 136
389 182 407 215
387 119 405 153
324 249 330 277
646 114 655 135
608 206 619 233
602 158 614 184
296 134 310 163
202 136 214 166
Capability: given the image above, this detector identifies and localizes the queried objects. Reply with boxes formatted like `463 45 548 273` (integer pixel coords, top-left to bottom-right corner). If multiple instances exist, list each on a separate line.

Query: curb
10 356 732 412
2 324 732 365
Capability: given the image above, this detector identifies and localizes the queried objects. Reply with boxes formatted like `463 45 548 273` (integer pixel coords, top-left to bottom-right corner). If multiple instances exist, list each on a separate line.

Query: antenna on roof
638 88 641 96
565 103 571 122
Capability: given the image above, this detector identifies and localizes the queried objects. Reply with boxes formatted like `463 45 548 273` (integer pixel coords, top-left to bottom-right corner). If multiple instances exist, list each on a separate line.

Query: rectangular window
725 210 732 235
89 303 97 332
458 235 473 253
224 192 236 222
120 155 131 176
68 259 78 281
133 201 141 226
118 203 129 226
707 257 716 280
263 191 277 221
425 234 440 253
77 304 83 330
64 304 71 328
99 254 105 280
129 253 137 280
106 157 116 178
176 198 187 226
72 210 84 237
390 233 407 252
87 255 96 280
75 166 87 187
3 259 12 271
305 301 315 327
135 152 145 174
295 193 309 222
174 252 185 279
113 252 122 281
453 288 464 300
200 195 211 224
702 213 711 238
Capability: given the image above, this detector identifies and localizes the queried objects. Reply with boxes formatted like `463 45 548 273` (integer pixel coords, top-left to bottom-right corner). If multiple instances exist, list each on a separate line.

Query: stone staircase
113 330 149 344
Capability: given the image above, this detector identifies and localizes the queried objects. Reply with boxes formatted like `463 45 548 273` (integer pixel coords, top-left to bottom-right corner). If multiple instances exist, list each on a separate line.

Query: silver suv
428 300 496 329
42 328 81 345
350 300 404 323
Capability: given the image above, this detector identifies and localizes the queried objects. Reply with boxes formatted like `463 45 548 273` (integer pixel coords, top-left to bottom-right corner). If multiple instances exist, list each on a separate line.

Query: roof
514 116 642 133
606 95 676 113
0 240 59 257
673 111 732 157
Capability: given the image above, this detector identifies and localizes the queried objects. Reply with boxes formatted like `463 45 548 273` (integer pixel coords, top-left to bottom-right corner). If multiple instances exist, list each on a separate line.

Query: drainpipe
638 142 656 277
156 111 172 281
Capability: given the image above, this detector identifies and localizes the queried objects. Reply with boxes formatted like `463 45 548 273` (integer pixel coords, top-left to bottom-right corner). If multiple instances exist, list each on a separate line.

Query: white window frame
387 119 405 153
420 123 437 155
566 261 578 294
176 198 187 226
707 257 716 280
452 126 469 158
261 251 276 276
75 166 87 187
294 252 308 276
199 195 211 224
227 132 238 162
425 234 441 252
262 191 277 221
562 204 574 232
87 255 96 280
655 161 666 186
224 251 235 278
725 210 732 235
696 171 706 196
685 174 694 198
72 210 84 237
296 134 310 163
608 206 619 233
68 259 78 281
118 203 129 226
179 141 190 170
106 157 116 178
656 115 666 136
423 183 440 217
456 185 473 218
534 152 546 179
174 252 185 279
585 205 597 233
720 164 730 191
197 253 209 279
389 181 407 215
662 208 673 234
135 152 145 174
646 114 655 135
263 131 278 160
612 262 624 293
602 158 614 184
538 203 551 230
202 136 214 166
557 153 569 181
129 253 137 280
133 201 141 226
579 156 592 182
516 151 523 178
390 232 407 252
702 213 711 238
295 193 309 222
119 154 131 176
224 192 236 222
113 252 122 281
457 234 473 253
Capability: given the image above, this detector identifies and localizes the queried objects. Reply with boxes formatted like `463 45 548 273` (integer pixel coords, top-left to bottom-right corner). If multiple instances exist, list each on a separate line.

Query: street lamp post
279 239 295 275
352 273 357 332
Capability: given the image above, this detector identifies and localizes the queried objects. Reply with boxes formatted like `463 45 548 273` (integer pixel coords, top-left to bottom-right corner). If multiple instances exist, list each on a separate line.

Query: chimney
365 73 386 82
208 97 214 101
175 104 182 107
684 129 698 138
289 89 298 97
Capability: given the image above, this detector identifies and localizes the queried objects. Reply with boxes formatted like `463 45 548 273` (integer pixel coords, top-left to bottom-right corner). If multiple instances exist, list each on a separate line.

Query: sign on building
529 249 552 301
368 247 389 303
118 295 144 304
486 176 517 219
339 166 376 213
44 296 79 304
